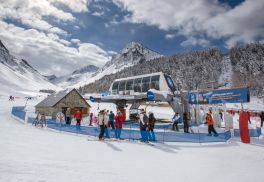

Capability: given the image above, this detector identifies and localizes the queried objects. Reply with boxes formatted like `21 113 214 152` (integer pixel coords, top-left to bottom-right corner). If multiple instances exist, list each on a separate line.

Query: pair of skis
87 137 156 146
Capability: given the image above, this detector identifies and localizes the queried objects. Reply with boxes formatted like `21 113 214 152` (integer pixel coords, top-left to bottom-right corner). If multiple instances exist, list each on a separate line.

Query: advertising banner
188 87 250 104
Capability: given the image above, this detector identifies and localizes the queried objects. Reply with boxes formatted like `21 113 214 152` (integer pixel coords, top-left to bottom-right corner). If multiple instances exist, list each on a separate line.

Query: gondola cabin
110 72 176 95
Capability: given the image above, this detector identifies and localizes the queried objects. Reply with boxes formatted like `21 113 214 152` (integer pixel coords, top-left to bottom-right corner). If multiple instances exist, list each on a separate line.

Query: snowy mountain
51 65 99 88
0 40 59 96
81 48 223 93
55 42 162 89
72 65 99 75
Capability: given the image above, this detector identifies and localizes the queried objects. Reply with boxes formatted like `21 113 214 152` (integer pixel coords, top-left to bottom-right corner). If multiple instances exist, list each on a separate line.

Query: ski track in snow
219 56 233 88
0 97 264 182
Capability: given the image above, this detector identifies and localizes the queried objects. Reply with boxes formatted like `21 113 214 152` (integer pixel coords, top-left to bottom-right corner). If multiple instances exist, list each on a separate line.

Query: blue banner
188 87 250 104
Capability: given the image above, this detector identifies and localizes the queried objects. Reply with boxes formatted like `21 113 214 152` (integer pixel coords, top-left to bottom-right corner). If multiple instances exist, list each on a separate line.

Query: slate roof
35 89 89 108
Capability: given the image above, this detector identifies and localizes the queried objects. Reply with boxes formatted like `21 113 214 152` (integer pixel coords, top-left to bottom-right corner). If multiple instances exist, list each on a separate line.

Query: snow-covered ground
1 96 264 182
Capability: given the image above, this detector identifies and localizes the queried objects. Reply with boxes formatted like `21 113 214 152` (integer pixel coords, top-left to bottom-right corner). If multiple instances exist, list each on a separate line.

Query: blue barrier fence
234 128 262 137
12 106 233 143
11 106 26 121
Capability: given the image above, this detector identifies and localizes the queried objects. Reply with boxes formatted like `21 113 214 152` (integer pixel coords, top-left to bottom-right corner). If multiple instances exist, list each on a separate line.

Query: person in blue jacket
108 111 115 130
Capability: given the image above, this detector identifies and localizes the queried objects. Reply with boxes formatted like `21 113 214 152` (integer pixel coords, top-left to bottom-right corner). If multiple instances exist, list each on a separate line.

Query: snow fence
11 106 26 121
11 106 233 143
234 128 262 137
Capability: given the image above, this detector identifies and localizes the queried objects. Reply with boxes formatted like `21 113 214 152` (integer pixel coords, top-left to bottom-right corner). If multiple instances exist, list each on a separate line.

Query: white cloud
0 0 110 76
181 37 210 47
0 21 110 76
48 0 89 13
114 0 264 47
0 0 90 36
92 11 105 17
165 34 175 40
71 38 81 44
0 0 75 34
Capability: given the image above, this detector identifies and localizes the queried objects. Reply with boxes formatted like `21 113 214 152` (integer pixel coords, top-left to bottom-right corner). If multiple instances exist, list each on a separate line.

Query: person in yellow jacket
206 111 218 137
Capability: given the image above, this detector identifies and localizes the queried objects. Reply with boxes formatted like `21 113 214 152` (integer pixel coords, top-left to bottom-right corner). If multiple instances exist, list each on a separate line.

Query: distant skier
33 113 41 126
89 112 93 126
148 112 156 141
104 110 110 138
247 111 251 124
74 109 82 128
108 111 115 130
206 110 218 137
139 109 148 142
93 115 98 126
114 111 124 139
98 110 107 140
40 113 47 127
65 108 71 125
260 111 264 128
172 112 180 131
219 110 223 121
183 112 189 133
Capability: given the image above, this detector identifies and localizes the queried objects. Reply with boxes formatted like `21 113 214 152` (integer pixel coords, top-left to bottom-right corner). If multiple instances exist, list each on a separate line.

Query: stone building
35 89 90 119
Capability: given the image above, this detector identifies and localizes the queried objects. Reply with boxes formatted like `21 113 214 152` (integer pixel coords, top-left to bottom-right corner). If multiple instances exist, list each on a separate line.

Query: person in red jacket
74 109 82 127
114 111 124 139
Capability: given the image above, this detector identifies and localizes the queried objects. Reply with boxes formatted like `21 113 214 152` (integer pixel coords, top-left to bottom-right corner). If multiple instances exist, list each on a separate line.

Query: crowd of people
34 106 264 141
86 108 157 142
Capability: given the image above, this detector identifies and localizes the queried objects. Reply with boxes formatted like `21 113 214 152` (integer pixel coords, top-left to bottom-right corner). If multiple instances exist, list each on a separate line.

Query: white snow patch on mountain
0 40 59 96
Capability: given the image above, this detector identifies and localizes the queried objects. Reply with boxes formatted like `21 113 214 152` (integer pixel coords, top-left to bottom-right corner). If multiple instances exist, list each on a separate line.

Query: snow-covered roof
35 88 89 108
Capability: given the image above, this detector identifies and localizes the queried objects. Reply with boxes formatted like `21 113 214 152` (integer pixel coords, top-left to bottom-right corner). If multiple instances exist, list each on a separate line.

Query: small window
165 75 176 92
150 75 160 90
119 81 126 91
126 79 134 90
142 77 150 92
112 82 119 90
134 78 142 92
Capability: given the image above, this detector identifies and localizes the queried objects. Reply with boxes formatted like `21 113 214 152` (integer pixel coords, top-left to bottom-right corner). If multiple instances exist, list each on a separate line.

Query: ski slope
0 97 264 182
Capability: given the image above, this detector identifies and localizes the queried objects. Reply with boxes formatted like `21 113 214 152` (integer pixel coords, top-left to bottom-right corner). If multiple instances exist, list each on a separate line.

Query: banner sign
188 87 250 104
89 96 95 102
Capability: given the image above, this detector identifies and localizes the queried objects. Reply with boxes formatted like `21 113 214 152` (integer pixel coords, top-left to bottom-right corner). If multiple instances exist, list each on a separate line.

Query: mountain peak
72 65 99 75
0 40 9 53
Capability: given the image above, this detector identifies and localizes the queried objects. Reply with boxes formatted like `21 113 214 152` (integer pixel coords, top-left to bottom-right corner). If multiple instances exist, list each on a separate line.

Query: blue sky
70 0 244 55
0 0 263 75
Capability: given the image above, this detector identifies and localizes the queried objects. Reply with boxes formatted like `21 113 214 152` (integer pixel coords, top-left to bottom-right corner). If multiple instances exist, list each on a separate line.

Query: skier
104 110 110 138
74 109 82 129
172 112 180 131
114 111 124 139
108 111 115 130
98 110 107 140
40 113 47 127
219 110 223 121
139 109 148 142
183 112 189 133
206 110 218 136
247 111 251 124
89 112 93 126
93 115 98 126
33 113 41 126
260 111 264 128
65 108 71 125
148 112 156 141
